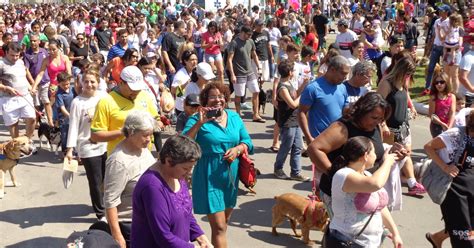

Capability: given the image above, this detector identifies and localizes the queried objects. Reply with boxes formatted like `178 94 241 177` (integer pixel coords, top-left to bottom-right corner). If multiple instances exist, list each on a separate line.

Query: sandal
425 233 436 248
252 118 266 123
269 146 279 153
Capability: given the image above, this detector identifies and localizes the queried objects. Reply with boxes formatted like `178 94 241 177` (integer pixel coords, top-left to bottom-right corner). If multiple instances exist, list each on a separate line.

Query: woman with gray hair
131 135 213 247
94 110 157 248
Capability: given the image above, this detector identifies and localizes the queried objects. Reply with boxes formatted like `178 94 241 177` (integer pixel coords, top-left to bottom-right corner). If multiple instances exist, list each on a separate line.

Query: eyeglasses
120 36 128 38
208 95 225 100
435 80 446 85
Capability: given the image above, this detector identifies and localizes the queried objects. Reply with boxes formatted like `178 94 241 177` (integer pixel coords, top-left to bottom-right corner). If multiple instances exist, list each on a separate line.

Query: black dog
37 122 62 155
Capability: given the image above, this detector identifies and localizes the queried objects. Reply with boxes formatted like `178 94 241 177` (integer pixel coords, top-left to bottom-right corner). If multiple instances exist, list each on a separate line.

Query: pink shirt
202 31 222 55
435 93 453 125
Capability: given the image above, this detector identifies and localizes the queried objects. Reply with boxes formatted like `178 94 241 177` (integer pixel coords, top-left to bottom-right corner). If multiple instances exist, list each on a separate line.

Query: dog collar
0 154 6 160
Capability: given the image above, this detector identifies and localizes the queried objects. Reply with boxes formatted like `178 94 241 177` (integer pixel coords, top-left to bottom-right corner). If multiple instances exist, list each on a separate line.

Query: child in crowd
297 46 316 86
428 72 456 137
454 94 472 127
176 94 200 133
270 43 300 153
442 13 463 66
273 59 310 181
54 72 76 154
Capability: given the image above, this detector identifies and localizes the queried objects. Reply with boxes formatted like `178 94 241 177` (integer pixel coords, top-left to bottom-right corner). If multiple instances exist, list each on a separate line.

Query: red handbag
238 146 258 194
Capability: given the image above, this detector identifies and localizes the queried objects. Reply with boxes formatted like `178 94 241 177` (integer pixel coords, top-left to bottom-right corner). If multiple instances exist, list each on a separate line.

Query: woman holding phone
184 83 253 247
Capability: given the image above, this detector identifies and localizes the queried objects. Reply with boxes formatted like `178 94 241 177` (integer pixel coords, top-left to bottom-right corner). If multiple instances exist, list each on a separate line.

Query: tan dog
0 136 33 199
272 193 329 244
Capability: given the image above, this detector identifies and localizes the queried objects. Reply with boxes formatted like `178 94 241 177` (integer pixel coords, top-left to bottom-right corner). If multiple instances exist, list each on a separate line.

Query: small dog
38 122 61 155
272 193 329 244
0 136 33 199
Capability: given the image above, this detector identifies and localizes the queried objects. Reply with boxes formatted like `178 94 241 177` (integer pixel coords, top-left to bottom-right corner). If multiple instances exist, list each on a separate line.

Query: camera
206 108 222 118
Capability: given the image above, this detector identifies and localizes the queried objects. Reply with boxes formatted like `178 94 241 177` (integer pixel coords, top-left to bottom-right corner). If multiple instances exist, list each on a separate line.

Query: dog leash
309 163 320 202
15 92 44 117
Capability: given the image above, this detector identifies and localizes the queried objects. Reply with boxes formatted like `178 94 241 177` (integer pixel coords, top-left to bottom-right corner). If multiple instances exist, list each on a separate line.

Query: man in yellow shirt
91 66 163 155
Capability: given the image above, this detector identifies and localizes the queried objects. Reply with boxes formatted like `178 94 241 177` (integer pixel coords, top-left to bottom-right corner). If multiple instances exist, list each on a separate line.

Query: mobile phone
206 108 222 118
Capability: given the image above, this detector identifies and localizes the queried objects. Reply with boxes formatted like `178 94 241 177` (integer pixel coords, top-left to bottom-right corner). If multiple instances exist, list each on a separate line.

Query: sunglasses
435 80 446 85
77 38 84 40
364 25 371 28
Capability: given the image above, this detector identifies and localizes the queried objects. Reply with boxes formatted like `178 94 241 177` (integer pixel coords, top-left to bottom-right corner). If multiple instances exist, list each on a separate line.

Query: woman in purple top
131 135 212 248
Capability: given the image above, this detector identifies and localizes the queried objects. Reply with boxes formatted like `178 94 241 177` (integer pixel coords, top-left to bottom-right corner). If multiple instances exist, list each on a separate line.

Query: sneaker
420 89 430 96
241 102 251 110
408 182 427 196
274 169 290 179
290 174 311 182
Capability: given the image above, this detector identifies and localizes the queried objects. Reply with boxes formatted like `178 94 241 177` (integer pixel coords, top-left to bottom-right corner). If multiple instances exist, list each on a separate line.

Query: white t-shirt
172 67 192 111
459 51 474 97
289 20 302 37
434 17 450 46
66 92 108 158
455 108 473 127
144 72 161 110
352 17 365 34
268 27 282 47
184 82 202 99
438 127 467 163
381 56 392 76
71 20 85 37
330 167 384 247
336 30 358 58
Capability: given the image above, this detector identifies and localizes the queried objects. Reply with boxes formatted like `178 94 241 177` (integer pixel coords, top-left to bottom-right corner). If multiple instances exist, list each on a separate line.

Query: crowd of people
0 0 472 247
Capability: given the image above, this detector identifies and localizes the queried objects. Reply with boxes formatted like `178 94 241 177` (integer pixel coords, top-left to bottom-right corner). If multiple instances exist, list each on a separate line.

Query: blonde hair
449 14 463 28
384 57 416 89
177 41 195 62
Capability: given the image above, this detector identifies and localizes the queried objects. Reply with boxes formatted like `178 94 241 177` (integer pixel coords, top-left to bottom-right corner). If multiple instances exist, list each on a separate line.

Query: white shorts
1 95 36 126
252 60 270 82
33 82 50 106
204 53 223 63
233 73 259 97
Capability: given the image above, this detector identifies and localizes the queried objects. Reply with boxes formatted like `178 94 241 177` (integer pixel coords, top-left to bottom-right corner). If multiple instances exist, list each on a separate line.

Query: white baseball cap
196 62 216 81
120 66 147 91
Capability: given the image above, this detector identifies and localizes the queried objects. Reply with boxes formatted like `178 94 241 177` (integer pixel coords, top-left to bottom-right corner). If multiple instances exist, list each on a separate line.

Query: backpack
374 51 391 84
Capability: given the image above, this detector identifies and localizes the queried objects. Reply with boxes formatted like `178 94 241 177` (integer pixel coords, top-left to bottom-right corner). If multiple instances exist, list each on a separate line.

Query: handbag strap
144 79 158 99
353 211 376 240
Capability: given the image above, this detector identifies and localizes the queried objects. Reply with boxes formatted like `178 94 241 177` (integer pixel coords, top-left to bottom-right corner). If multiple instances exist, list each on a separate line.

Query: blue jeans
269 45 279 79
195 46 204 63
274 126 303 176
425 45 444 89
59 122 69 152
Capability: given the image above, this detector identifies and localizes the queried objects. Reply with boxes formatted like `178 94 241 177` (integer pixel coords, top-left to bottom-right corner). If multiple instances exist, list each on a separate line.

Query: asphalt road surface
0 100 448 248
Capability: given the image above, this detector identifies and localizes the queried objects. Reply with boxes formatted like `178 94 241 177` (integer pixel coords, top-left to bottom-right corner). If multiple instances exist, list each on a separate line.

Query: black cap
389 35 405 46
66 230 120 248
185 94 201 106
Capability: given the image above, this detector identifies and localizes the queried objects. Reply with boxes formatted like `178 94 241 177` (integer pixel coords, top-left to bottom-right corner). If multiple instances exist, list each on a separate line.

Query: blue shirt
54 86 75 124
107 43 126 62
300 77 348 137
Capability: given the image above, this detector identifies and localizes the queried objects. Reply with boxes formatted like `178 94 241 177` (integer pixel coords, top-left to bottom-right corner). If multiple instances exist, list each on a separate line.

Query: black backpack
374 51 391 85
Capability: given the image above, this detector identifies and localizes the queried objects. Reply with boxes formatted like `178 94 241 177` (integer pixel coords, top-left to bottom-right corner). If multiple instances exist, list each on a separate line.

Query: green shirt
21 33 48 49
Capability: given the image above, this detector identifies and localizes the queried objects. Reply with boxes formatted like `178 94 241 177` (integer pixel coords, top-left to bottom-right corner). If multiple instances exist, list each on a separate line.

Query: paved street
0 97 448 248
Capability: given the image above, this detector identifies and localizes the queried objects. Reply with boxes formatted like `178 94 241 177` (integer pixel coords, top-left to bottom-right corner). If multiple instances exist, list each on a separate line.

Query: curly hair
200 82 231 107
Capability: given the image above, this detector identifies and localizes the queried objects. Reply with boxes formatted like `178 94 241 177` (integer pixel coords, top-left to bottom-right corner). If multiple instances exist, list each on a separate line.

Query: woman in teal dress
184 82 253 248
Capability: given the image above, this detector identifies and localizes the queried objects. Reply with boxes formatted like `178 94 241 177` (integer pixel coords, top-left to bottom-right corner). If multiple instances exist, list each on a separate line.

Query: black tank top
319 119 385 196
386 86 408 128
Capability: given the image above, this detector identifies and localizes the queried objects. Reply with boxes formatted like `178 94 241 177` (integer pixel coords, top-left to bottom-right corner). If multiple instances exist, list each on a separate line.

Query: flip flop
425 233 436 248
269 146 279 153
252 118 266 123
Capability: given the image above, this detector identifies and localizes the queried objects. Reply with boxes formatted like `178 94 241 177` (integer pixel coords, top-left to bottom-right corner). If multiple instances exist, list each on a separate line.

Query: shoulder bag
238 145 258 194
322 211 376 248
422 127 467 205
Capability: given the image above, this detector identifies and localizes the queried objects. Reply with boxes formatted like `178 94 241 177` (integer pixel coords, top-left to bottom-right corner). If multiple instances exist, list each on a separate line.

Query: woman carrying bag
424 110 474 248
